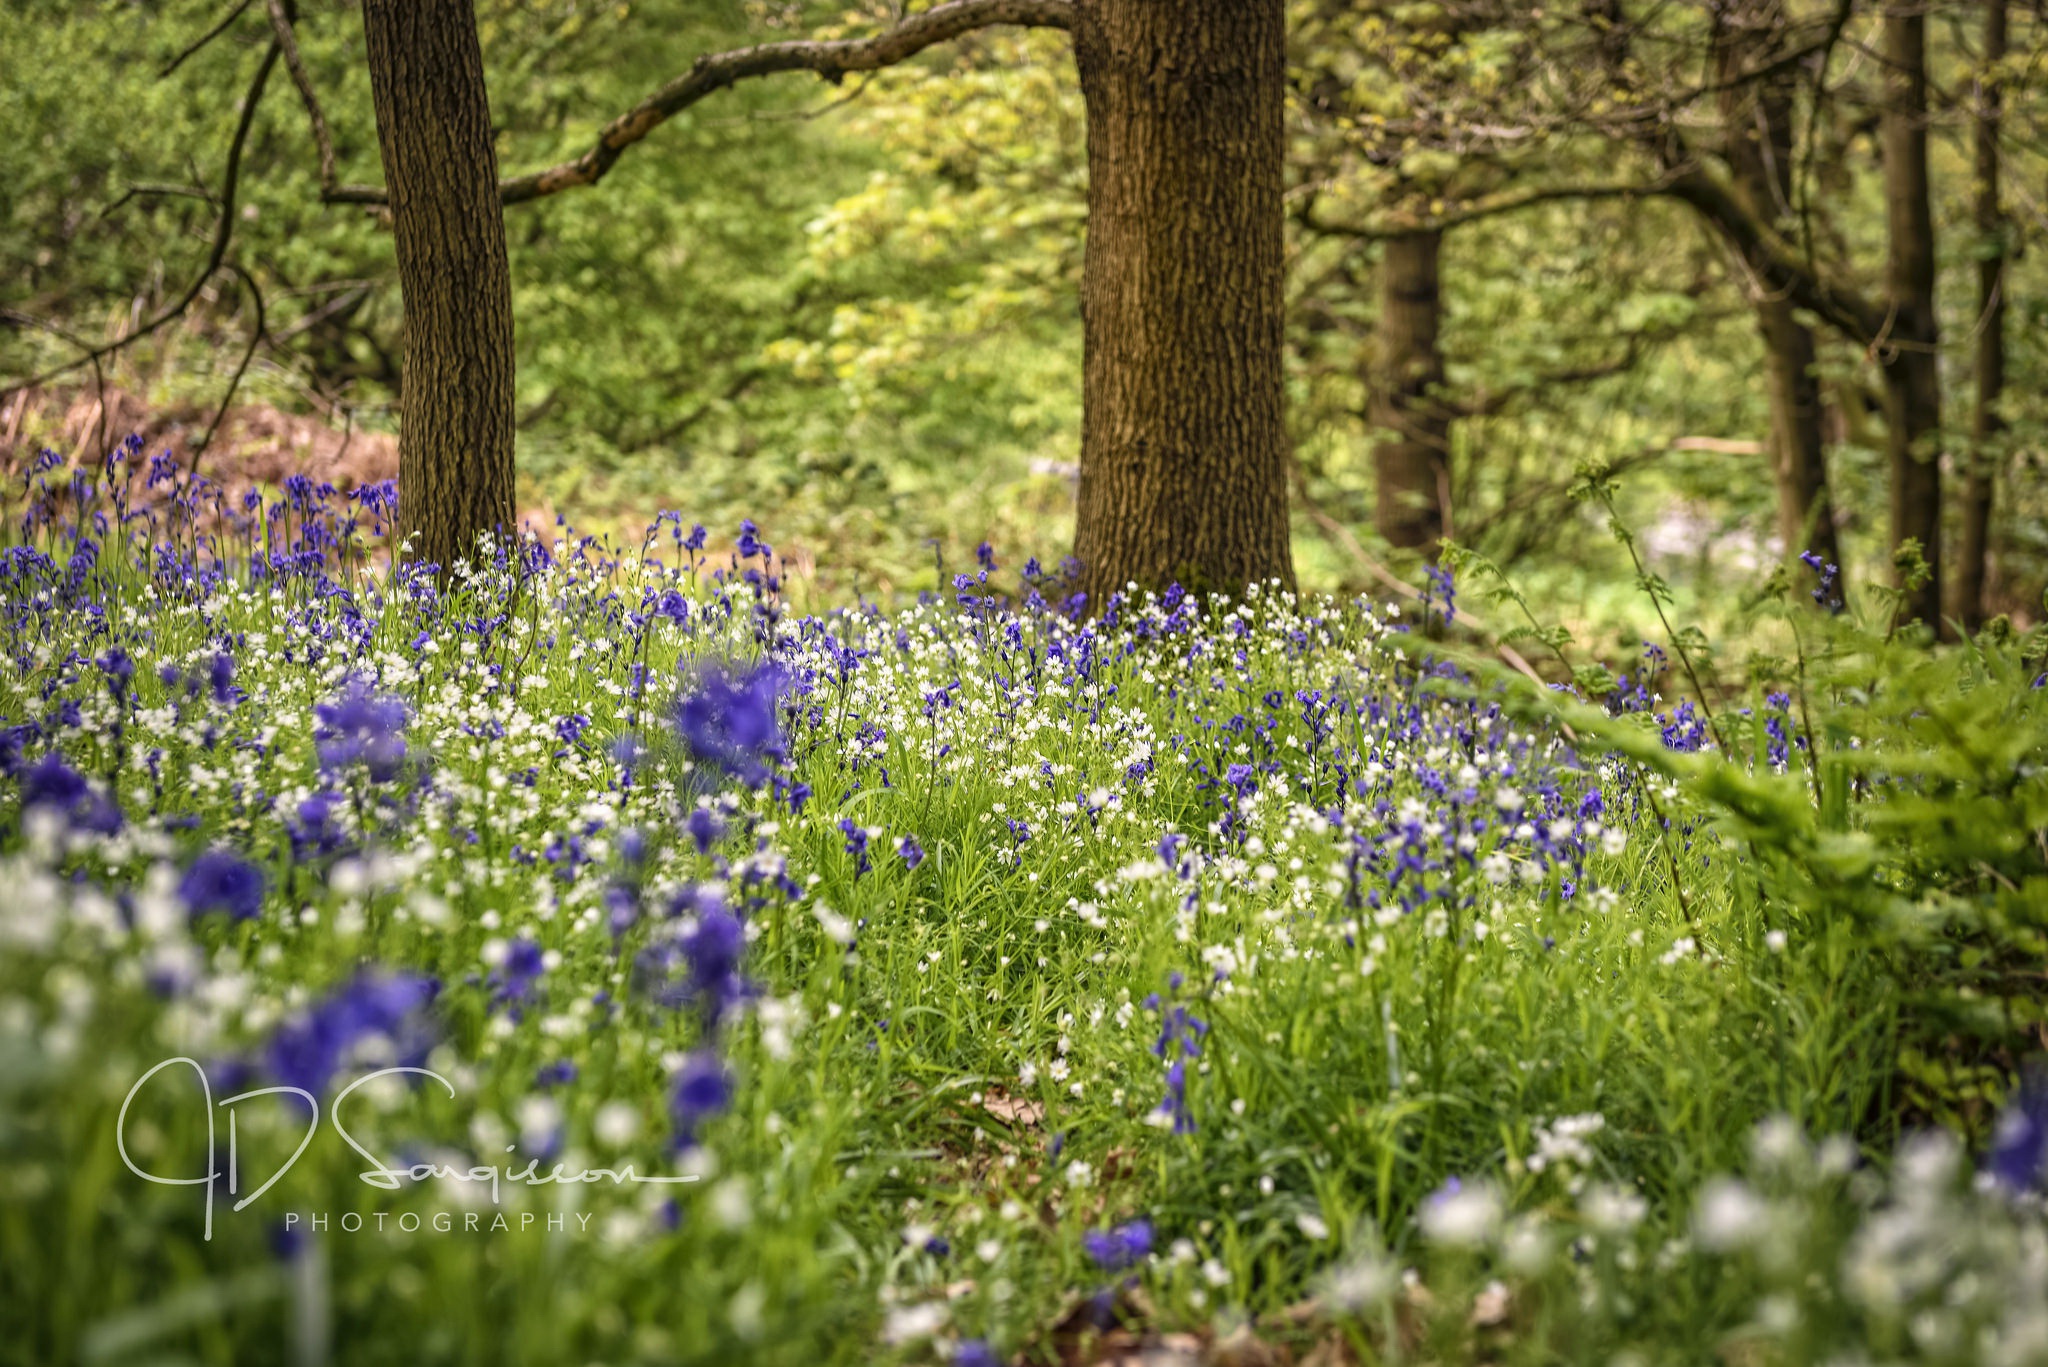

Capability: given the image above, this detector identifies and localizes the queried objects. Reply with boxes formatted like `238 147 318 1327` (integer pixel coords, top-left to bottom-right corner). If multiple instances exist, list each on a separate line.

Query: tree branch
1658 166 1886 343
188 262 269 484
3 39 283 397
262 0 388 206
267 0 333 190
1450 336 1652 419
100 181 218 218
1301 164 1887 347
159 0 255 78
327 0 1076 208
1301 179 1677 241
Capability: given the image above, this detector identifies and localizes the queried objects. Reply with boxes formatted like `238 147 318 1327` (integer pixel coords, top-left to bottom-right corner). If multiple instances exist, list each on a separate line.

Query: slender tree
1068 0 1294 601
360 0 516 571
1958 0 2008 630
1712 0 1841 575
1879 2 1943 628
1370 230 1451 556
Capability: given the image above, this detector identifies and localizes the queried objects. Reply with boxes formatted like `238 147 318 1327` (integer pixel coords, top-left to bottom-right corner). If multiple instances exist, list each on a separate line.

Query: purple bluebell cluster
1991 1072 2047 1194
668 1049 733 1146
1082 1218 1153 1272
895 833 925 870
266 972 439 1098
840 818 872 878
314 678 410 784
1799 550 1843 612
20 753 123 833
1145 977 1207 1135
673 661 789 786
177 849 267 922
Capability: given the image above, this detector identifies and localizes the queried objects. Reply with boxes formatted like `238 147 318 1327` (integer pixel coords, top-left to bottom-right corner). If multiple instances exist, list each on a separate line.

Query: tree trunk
361 0 517 571
1069 0 1294 606
1957 0 2007 630
1712 0 1840 576
1371 230 1450 557
1879 5 1944 630
1756 298 1838 571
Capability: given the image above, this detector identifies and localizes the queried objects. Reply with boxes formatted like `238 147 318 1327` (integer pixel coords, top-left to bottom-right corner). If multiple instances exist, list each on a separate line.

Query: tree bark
1712 0 1840 577
361 0 517 571
1879 4 1944 630
1371 230 1451 558
1069 0 1294 606
1957 0 2007 630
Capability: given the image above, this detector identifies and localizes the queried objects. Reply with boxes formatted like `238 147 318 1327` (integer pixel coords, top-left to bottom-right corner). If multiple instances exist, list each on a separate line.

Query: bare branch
266 0 334 189
1451 338 1652 419
0 311 112 460
188 262 270 484
1659 166 1887 343
100 182 218 218
262 0 388 206
1300 165 1887 347
332 0 1074 208
1301 179 1678 241
3 40 283 396
159 0 255 78
503 0 1073 204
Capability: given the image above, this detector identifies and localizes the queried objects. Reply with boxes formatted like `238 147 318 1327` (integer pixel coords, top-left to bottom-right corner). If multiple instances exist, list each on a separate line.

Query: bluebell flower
673 661 788 786
1991 1072 2048 1193
97 648 135 696
1082 1219 1153 1272
679 902 749 1024
490 938 548 1012
685 806 726 855
314 677 409 783
266 972 439 1097
178 849 267 921
21 753 123 833
1799 550 1842 610
669 1050 732 1142
954 1340 1000 1367
840 818 872 877
896 834 925 870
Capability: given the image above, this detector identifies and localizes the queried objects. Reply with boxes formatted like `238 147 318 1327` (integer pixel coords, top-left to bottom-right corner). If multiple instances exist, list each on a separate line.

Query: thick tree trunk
1371 230 1450 557
1957 0 2007 630
1879 5 1944 629
1069 0 1294 606
361 0 517 571
1712 0 1840 576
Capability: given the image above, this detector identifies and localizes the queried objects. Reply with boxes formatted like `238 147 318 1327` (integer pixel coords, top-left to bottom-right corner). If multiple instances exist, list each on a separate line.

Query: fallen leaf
981 1090 1045 1127
1469 1279 1512 1329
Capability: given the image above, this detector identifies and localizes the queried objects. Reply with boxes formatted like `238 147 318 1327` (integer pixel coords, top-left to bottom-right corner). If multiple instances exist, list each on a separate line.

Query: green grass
1 476 2045 1366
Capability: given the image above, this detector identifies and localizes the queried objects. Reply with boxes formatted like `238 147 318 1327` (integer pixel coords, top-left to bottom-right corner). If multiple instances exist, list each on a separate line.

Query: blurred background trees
2 0 2043 631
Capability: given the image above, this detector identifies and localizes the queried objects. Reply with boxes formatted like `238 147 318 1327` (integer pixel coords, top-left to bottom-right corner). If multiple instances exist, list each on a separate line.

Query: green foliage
2 462 2046 1361
1461 497 2048 1141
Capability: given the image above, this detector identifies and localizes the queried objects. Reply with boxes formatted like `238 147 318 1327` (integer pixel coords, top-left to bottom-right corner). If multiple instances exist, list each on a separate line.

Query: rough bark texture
362 0 517 571
1371 231 1451 557
1713 0 1840 576
1957 0 2007 630
1069 0 1294 605
1879 5 1944 629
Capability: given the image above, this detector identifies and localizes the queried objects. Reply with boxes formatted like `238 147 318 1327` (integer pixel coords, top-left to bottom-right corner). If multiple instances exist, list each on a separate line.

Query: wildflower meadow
2 441 2045 1366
